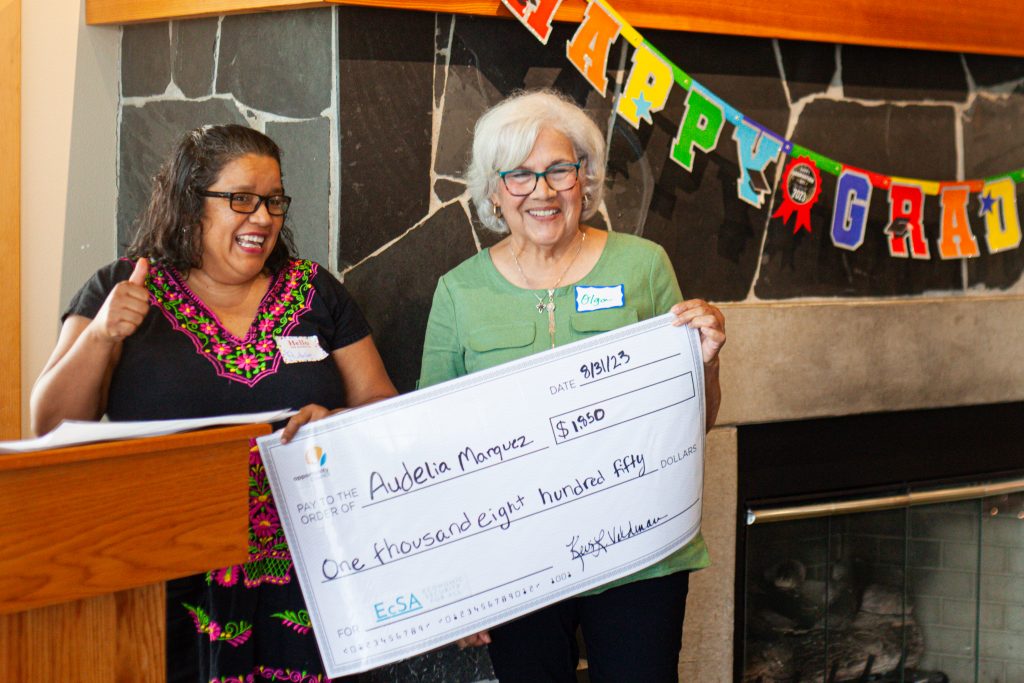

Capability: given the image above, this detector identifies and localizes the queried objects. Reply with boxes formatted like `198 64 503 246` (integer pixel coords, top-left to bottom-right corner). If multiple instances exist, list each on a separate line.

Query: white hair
467 90 606 233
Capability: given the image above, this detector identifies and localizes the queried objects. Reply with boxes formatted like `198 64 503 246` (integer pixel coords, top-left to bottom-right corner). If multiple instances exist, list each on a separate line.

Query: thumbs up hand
88 258 152 344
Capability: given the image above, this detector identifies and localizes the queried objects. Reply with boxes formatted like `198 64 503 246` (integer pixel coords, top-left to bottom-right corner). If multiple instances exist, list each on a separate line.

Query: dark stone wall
119 9 335 266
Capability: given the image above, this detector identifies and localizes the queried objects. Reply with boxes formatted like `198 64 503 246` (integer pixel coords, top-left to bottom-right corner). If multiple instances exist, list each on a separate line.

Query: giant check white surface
257 313 706 676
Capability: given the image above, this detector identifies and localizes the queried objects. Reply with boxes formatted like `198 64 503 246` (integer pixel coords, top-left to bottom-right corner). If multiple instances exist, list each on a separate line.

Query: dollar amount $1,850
554 408 606 439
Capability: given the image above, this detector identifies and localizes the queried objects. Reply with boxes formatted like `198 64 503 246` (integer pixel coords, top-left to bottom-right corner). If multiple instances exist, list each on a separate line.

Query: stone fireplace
108 5 1024 681
739 403 1024 682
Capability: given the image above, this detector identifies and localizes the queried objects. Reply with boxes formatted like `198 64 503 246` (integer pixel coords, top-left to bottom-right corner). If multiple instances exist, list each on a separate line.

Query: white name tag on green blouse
276 335 329 363
575 284 625 312
258 315 706 676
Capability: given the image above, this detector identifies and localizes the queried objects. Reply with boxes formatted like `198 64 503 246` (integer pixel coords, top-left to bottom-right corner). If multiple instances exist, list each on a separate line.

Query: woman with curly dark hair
31 123 395 682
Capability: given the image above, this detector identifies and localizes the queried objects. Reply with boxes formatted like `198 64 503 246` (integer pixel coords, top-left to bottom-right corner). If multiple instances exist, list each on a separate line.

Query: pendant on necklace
536 302 547 313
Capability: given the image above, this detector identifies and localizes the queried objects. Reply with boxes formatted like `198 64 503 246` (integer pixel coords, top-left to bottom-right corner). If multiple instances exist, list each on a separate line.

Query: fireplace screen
742 483 1024 683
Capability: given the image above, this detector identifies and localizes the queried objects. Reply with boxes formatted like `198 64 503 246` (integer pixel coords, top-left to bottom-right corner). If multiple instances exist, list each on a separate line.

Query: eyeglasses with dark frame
497 160 583 197
200 190 292 216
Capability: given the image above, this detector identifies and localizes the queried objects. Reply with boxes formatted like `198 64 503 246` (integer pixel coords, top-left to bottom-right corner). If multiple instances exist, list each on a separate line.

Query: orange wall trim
88 0 1024 58
1 0 20 439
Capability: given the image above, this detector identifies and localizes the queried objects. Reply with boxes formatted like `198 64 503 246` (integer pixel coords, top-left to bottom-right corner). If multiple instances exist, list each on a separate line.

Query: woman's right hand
88 258 151 343
456 630 491 649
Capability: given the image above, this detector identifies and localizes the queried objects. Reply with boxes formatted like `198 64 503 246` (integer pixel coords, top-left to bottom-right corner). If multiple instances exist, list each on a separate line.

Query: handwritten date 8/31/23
549 349 632 396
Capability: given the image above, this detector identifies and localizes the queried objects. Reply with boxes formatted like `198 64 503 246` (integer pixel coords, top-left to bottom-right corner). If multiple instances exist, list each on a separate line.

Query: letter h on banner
500 0 565 45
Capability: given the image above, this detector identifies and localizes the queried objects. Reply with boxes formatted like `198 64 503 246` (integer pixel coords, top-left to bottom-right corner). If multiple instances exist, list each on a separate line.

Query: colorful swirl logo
304 446 327 468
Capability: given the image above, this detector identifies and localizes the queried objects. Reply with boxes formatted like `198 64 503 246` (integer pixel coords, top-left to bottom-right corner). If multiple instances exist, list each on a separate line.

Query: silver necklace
510 229 587 314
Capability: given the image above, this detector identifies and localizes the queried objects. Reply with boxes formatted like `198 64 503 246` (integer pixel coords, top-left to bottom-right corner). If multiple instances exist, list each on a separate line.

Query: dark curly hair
126 124 297 275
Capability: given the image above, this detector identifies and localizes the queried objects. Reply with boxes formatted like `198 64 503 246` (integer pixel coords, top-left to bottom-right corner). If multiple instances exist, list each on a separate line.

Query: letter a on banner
979 177 1023 253
886 184 930 259
732 122 782 208
937 185 980 259
566 2 622 96
500 0 564 45
831 170 872 250
617 43 673 128
670 87 724 172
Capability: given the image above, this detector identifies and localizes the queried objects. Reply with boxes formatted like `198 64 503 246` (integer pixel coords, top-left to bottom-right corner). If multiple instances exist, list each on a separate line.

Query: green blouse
418 230 710 593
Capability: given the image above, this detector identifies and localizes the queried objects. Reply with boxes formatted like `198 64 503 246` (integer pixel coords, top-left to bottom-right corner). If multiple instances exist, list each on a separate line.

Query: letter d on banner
980 177 1023 253
501 0 564 45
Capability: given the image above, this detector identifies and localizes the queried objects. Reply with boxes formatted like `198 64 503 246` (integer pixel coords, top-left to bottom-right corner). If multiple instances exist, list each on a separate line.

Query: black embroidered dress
65 258 369 683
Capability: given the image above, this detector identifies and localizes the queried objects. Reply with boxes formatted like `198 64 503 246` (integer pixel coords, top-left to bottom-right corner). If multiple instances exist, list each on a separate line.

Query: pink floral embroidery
251 509 280 538
272 610 313 635
210 566 240 587
208 444 293 589
184 603 252 647
234 354 259 371
144 260 318 387
210 668 334 681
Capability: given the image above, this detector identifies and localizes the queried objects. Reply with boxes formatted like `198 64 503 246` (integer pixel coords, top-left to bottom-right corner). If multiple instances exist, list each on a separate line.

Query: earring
492 203 502 219
582 192 592 209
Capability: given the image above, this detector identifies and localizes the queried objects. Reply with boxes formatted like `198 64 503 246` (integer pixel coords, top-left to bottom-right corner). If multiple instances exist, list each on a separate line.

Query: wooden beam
87 0 1024 58
87 0 328 23
0 0 19 439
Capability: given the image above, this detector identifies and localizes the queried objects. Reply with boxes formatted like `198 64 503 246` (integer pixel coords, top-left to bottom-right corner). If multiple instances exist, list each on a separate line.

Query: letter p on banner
616 43 674 128
501 0 564 45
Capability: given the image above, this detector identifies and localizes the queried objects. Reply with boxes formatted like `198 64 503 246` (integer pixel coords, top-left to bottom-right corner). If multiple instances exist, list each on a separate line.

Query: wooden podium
0 423 270 681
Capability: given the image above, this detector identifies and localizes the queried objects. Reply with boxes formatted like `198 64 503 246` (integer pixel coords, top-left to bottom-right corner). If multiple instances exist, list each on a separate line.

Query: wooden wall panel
87 0 1024 58
0 0 19 439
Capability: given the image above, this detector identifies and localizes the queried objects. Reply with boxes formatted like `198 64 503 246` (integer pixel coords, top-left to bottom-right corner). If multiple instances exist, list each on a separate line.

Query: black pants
487 571 690 683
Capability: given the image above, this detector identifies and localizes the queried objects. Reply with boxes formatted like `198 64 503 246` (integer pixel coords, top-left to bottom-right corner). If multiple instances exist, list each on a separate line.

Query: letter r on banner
500 0 564 45
566 2 622 96
886 184 930 259
670 87 724 172
616 44 673 128
937 185 980 259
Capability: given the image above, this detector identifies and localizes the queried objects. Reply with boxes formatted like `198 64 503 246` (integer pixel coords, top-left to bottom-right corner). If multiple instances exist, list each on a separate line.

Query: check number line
324 470 659 582
578 352 681 387
363 566 553 632
361 446 550 510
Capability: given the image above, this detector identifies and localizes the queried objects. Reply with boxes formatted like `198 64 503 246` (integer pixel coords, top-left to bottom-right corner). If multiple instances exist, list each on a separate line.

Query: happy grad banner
500 0 1024 260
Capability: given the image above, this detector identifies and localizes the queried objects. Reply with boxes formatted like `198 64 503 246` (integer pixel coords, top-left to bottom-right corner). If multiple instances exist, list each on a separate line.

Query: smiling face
197 153 285 285
492 127 584 250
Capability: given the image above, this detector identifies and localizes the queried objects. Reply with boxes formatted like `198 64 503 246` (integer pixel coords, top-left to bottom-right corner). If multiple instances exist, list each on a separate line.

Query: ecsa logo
304 446 328 469
374 593 423 622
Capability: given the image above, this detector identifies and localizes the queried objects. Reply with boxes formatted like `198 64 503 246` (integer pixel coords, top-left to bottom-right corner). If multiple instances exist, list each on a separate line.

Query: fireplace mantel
86 0 1024 59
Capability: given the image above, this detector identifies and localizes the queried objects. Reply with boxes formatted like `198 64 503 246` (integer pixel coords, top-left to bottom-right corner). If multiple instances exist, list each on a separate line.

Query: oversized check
257 313 706 676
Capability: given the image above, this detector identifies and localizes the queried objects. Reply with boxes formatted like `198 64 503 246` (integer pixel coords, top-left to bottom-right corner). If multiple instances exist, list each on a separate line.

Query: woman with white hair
418 90 726 682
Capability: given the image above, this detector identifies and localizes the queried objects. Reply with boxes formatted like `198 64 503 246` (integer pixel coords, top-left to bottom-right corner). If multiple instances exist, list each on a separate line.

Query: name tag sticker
575 285 625 312
275 335 329 364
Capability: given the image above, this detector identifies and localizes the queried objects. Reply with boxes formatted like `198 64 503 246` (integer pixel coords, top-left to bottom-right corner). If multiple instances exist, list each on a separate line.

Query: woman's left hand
671 299 726 366
281 403 344 444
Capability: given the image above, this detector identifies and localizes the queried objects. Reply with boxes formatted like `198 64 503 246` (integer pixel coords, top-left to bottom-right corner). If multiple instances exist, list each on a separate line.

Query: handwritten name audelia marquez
368 433 535 501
